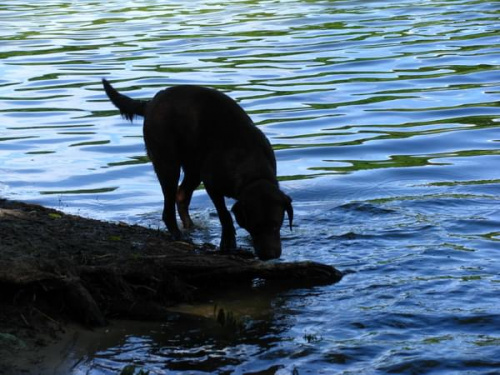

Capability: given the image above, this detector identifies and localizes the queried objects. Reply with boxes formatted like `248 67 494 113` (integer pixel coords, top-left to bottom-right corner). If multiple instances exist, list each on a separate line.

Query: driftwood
0 199 342 327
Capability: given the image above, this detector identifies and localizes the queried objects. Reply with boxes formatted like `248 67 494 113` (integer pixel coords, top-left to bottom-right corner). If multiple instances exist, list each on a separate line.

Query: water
1 0 500 373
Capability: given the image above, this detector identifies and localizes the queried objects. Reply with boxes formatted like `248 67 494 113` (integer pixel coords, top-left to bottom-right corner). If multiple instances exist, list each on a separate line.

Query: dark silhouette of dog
102 79 293 260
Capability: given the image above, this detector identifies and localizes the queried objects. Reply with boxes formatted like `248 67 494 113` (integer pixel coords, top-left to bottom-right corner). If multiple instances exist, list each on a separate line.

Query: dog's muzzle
252 232 282 260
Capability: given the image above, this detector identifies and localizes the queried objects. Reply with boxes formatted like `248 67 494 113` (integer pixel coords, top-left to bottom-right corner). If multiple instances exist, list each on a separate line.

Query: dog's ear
284 194 293 231
231 201 247 229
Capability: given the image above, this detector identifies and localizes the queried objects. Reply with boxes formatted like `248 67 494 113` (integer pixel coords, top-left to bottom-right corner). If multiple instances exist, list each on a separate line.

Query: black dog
102 79 293 260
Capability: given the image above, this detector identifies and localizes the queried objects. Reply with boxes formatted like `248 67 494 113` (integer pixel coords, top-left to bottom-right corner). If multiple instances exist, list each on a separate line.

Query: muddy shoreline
0 198 342 374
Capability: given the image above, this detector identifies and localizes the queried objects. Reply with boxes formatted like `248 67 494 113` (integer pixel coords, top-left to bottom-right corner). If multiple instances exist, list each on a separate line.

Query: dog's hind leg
176 171 200 229
155 162 182 240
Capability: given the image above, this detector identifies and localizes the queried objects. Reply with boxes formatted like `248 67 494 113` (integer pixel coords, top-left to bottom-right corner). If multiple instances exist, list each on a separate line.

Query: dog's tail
102 79 148 121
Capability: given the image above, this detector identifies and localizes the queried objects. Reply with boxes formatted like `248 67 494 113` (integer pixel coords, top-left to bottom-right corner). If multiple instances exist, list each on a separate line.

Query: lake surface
1 0 500 374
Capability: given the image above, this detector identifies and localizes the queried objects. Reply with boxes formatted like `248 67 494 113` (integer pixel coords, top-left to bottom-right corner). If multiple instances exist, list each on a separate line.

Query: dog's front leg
207 190 237 251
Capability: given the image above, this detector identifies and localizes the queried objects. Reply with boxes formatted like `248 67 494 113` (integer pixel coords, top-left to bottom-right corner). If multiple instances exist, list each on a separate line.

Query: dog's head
232 180 293 260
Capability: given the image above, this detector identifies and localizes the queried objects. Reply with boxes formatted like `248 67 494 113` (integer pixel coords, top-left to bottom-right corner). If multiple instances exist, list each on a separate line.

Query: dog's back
146 85 256 142
150 85 252 129
144 85 277 190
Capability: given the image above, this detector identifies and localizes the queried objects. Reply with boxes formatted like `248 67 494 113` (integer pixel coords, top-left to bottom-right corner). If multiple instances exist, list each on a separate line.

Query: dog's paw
219 237 237 252
169 229 185 242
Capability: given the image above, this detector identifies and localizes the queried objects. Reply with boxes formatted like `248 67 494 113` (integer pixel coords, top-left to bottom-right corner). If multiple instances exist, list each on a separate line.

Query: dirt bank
0 198 342 374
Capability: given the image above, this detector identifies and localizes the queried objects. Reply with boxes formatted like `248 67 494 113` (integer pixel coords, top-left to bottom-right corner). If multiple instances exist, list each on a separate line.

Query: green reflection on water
424 179 500 187
107 156 150 167
40 187 118 195
70 140 110 147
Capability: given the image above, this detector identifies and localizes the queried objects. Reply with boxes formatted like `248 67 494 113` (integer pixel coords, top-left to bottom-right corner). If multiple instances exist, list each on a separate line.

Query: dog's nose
253 234 282 260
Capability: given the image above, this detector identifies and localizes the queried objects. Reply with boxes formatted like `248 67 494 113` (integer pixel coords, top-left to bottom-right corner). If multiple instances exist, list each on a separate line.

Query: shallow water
1 0 500 374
